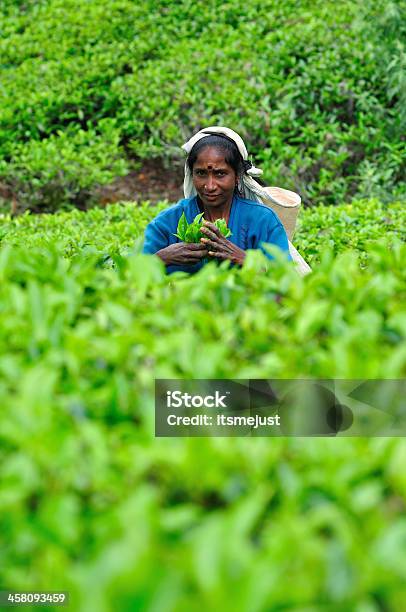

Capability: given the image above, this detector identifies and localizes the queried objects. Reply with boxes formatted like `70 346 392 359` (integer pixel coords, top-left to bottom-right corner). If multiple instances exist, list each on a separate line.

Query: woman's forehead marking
194 160 229 169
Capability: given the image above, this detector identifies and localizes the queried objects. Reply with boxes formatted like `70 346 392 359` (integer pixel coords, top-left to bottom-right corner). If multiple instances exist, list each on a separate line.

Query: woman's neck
198 196 233 223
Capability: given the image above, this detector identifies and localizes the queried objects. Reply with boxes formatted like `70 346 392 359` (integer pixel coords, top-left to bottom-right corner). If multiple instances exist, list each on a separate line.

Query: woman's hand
157 242 208 266
200 221 246 266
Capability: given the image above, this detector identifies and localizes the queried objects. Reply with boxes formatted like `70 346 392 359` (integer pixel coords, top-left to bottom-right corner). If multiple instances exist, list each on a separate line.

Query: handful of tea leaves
174 212 232 243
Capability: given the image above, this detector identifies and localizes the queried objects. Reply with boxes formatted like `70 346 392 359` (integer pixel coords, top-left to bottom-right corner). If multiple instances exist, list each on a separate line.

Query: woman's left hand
200 221 246 266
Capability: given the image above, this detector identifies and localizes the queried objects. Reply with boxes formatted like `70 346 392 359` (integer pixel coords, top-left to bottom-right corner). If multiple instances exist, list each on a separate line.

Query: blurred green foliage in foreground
0 200 405 610
0 0 405 212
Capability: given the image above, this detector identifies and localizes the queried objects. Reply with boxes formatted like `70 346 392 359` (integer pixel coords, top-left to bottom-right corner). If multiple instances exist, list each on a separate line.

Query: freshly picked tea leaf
185 225 196 243
174 212 189 241
173 213 231 243
214 218 232 238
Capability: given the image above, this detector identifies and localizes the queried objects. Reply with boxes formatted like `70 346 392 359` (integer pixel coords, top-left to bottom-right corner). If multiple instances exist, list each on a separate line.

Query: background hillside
0 0 405 212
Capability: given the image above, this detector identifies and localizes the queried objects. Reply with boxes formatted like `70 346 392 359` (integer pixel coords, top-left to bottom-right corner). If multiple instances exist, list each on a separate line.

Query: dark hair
186 133 245 176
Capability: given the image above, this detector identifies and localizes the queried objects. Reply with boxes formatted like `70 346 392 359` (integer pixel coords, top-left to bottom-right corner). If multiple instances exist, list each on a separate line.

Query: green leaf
214 219 232 238
184 225 195 243
175 212 188 241
193 213 204 225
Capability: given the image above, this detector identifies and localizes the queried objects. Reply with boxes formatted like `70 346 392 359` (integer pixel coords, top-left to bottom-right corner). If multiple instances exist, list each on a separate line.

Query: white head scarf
181 126 312 275
182 126 284 206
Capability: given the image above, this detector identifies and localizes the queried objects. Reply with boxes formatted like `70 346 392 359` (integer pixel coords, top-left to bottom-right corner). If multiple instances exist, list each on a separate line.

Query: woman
143 127 306 275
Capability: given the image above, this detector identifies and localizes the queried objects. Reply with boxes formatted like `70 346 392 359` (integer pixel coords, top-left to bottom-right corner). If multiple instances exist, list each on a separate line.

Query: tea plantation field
1 0 405 212
1 0 405 608
0 199 405 611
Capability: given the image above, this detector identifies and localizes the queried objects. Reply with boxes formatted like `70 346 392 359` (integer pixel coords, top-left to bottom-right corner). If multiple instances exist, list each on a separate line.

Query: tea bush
1 121 128 213
1 198 404 266
0 199 405 610
1 0 405 211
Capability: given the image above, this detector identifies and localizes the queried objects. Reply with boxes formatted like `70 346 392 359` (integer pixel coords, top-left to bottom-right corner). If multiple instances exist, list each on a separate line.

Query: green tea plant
1 198 403 266
0 0 405 211
0 121 129 213
0 226 405 610
0 196 405 609
359 0 406 132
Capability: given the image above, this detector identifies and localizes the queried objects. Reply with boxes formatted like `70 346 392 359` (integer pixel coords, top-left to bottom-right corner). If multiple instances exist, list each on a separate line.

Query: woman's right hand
156 242 208 266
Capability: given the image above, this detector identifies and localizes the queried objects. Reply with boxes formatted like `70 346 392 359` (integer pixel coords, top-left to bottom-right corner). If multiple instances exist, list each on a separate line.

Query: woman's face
192 146 237 209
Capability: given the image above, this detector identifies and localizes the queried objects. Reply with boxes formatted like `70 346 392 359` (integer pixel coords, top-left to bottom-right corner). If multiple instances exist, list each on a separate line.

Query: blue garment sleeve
142 219 170 254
